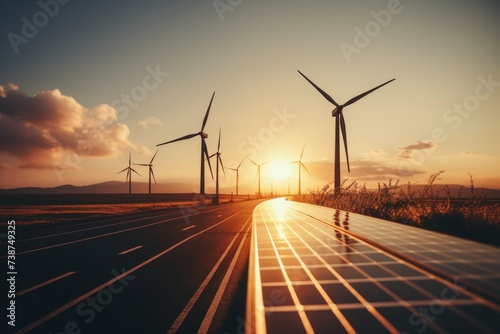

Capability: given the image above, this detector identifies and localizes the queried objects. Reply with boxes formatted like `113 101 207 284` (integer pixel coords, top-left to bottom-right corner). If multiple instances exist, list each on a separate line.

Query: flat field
0 193 255 226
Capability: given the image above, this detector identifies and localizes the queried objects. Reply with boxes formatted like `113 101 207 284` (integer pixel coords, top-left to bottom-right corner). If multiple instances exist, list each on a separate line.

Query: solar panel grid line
264 297 486 313
262 205 406 334
248 199 500 333
258 206 316 333
290 203 500 306
262 206 358 333
383 247 500 277
289 210 499 334
281 209 444 334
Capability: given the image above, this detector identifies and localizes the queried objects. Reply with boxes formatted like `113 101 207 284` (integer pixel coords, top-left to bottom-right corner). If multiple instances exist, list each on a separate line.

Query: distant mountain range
1 181 499 198
0 181 207 195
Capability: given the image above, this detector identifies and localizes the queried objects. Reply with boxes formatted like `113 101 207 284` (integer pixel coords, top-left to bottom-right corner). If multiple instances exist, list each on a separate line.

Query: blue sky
1 0 499 193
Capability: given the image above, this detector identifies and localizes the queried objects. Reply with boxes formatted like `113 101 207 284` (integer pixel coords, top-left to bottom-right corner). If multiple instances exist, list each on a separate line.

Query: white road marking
182 225 196 231
118 245 143 255
15 208 247 334
167 217 251 334
198 220 251 333
17 210 180 243
7 211 206 258
17 271 76 297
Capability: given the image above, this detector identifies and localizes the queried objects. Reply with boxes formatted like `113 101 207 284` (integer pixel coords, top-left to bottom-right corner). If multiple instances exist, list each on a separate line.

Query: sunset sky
1 0 499 194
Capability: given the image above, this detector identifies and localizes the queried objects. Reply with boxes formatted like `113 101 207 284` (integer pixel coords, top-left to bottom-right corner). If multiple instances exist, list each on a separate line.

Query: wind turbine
156 92 215 195
209 128 225 204
297 70 395 194
291 145 310 196
225 158 244 196
134 149 158 194
247 158 269 198
287 176 297 196
117 152 140 194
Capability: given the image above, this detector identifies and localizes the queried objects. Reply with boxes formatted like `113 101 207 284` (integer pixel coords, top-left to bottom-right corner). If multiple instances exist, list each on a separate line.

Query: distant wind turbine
156 92 215 195
134 149 158 194
291 145 310 196
247 158 269 198
117 152 140 194
209 128 225 204
287 176 297 196
225 158 244 196
297 70 395 194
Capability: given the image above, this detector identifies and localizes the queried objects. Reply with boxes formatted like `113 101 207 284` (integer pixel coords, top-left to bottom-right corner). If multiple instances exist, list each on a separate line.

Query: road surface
4 199 262 334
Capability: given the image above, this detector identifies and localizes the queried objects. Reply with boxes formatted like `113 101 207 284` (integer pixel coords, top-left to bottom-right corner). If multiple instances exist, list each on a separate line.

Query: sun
267 160 292 180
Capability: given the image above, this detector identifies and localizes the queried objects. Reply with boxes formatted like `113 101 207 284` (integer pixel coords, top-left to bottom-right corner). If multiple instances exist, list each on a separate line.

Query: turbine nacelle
332 106 344 117
200 132 208 139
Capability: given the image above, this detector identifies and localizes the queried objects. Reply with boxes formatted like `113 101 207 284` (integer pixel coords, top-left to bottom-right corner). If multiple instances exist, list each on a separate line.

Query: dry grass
0 193 253 226
295 171 500 246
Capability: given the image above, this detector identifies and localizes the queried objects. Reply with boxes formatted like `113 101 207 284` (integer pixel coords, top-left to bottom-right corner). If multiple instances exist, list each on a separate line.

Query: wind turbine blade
117 168 128 174
130 168 141 176
209 153 216 159
134 163 149 166
297 70 339 107
237 158 244 169
151 168 157 184
219 156 226 176
202 139 214 179
226 167 237 171
126 169 130 181
301 162 311 176
247 157 257 166
339 113 351 173
300 144 305 160
128 152 131 167
157 133 198 146
217 127 221 152
150 149 159 164
201 92 215 131
343 78 395 107
261 160 271 166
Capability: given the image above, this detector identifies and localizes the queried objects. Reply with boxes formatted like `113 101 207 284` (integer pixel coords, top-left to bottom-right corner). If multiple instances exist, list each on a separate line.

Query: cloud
0 84 149 169
139 116 163 128
0 162 11 170
396 141 436 160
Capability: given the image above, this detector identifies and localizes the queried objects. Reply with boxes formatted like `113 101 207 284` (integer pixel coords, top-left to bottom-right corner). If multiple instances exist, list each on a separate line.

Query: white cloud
139 116 163 128
0 84 149 169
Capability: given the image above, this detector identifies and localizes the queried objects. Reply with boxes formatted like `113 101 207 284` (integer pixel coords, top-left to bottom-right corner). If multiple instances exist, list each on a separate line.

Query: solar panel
247 198 500 333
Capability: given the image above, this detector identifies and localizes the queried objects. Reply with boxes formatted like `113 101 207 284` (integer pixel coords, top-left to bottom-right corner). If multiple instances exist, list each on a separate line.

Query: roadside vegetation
295 171 500 247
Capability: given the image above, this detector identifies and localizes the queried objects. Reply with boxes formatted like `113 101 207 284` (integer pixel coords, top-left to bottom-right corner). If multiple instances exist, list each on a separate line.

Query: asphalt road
3 199 263 334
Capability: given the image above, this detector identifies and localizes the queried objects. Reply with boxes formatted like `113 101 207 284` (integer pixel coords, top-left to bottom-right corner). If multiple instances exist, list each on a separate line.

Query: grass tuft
295 171 500 246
